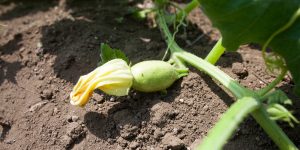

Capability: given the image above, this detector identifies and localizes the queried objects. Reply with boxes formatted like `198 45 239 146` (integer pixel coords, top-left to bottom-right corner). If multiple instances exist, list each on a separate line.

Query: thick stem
175 51 250 99
205 38 225 65
175 45 297 150
178 48 297 149
197 97 260 150
176 0 200 21
157 10 179 53
252 107 298 150
158 9 249 98
198 98 298 150
257 69 287 96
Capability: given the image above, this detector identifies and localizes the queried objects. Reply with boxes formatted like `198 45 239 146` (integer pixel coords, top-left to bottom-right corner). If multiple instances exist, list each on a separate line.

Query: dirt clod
52 107 59 115
61 122 86 148
162 133 185 150
66 122 85 138
129 141 140 149
150 102 176 126
232 62 248 79
113 109 139 140
116 137 128 148
71 115 79 122
28 101 48 112
38 74 45 80
154 128 164 140
41 89 53 100
4 139 16 144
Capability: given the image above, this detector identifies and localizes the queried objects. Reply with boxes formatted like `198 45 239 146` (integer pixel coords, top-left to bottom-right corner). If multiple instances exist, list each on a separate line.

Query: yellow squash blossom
70 59 133 107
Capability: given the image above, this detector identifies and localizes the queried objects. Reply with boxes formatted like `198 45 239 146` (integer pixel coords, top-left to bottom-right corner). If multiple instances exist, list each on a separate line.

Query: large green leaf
271 19 300 95
198 0 300 95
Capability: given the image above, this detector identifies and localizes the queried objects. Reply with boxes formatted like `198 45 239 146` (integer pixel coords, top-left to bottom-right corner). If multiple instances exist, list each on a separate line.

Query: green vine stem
205 38 225 64
262 8 300 63
156 8 298 149
174 51 250 98
257 69 287 96
174 50 298 150
252 107 298 150
175 50 297 149
197 97 261 150
176 0 200 21
158 10 250 98
258 8 300 97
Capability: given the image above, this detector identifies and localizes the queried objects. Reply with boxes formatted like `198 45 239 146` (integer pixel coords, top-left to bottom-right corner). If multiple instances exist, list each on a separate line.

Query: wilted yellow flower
70 59 133 107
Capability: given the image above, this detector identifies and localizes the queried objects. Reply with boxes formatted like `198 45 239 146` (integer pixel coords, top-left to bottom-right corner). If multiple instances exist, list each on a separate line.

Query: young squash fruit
131 60 181 92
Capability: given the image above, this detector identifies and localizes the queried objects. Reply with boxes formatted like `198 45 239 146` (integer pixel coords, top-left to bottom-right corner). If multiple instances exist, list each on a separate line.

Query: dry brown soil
0 0 299 150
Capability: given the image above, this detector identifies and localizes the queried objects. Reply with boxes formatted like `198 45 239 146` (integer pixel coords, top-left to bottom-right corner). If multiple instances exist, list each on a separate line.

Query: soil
0 0 299 150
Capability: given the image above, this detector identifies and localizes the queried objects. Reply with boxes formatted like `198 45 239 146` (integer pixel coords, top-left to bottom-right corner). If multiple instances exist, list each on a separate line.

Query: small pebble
179 99 184 103
202 105 209 111
52 107 59 115
161 133 185 150
154 128 163 139
4 139 16 144
41 89 53 100
29 101 48 112
129 141 139 149
71 116 79 122
38 75 45 80
109 97 116 102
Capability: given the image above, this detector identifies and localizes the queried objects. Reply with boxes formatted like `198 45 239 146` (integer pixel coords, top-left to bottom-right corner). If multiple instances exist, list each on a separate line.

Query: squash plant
70 0 300 149
154 0 300 149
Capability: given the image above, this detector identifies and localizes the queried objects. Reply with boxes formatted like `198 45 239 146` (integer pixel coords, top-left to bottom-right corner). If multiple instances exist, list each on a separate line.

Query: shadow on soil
84 79 183 140
198 72 234 106
0 33 23 85
39 0 166 84
0 59 21 85
0 0 56 85
0 0 57 20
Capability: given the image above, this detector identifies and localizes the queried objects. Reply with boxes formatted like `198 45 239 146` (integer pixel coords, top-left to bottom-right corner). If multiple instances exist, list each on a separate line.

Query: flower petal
70 59 133 107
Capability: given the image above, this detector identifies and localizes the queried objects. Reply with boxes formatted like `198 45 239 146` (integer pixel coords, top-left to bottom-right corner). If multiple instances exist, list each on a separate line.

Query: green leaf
264 90 292 105
198 0 300 95
263 90 299 127
267 104 299 127
130 8 153 21
155 0 169 7
99 43 129 66
263 52 286 75
270 19 300 95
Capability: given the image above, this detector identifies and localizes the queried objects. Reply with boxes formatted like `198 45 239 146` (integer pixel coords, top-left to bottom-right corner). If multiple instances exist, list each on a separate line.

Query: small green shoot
267 104 299 127
130 8 153 21
99 43 129 66
114 17 124 24
263 90 293 105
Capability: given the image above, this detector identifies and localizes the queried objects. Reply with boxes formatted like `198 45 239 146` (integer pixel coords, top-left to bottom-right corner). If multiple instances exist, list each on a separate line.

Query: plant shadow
84 78 183 140
198 71 235 106
0 0 58 21
39 0 166 84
